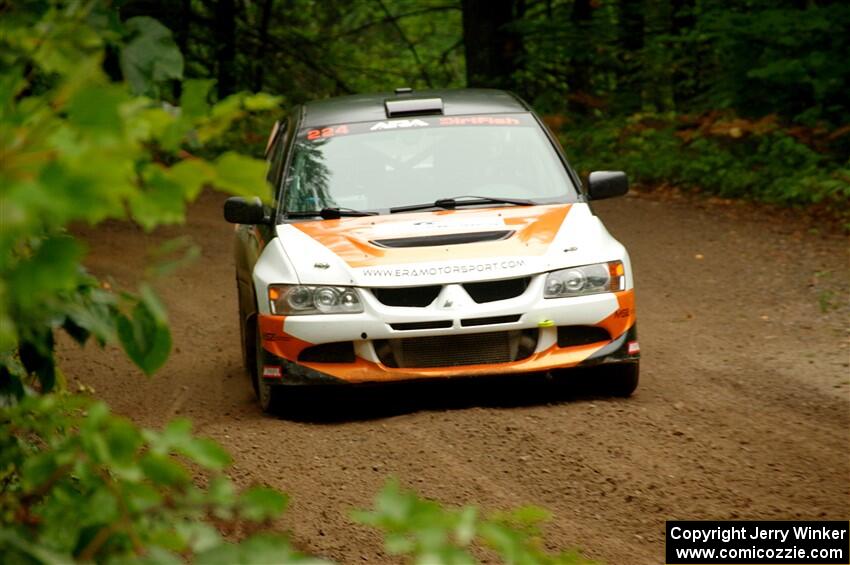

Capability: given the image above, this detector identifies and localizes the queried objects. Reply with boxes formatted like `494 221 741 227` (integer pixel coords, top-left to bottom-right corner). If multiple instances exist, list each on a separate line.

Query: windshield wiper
286 207 377 220
390 195 536 214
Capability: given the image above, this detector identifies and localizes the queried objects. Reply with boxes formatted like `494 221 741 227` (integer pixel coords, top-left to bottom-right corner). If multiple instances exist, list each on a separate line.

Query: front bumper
258 286 638 385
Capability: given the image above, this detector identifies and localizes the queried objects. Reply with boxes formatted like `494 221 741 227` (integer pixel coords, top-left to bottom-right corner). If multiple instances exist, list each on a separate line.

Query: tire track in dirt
60 190 850 564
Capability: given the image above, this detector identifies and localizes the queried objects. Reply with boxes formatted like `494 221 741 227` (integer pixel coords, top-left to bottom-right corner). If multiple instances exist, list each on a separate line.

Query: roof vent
394 87 413 94
385 97 443 117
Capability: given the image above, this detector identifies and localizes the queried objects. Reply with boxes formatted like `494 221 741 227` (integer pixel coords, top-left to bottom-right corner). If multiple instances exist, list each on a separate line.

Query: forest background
1 1 847 563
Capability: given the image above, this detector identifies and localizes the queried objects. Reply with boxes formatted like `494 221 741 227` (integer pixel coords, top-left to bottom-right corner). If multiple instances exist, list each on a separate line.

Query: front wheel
600 362 639 397
254 322 284 414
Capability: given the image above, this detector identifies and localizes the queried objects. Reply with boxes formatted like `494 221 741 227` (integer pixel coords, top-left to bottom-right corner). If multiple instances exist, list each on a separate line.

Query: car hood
274 203 619 286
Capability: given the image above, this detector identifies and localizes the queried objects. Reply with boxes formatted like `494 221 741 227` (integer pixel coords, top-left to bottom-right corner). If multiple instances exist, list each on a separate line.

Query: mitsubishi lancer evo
224 88 640 412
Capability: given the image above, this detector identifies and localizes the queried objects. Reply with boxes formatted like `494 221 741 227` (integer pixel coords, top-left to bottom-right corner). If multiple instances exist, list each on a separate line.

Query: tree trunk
253 0 274 91
617 0 644 114
215 0 237 97
671 0 696 110
568 0 593 114
176 0 192 60
461 0 523 92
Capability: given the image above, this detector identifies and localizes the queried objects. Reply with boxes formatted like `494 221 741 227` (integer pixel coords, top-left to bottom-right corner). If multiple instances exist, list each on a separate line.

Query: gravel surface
62 189 850 564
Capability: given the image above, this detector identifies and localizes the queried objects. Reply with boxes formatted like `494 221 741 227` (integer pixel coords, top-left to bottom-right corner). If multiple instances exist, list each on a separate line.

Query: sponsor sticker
306 125 350 140
627 341 640 355
359 258 528 280
438 116 520 126
262 365 282 379
370 119 429 131
300 113 536 141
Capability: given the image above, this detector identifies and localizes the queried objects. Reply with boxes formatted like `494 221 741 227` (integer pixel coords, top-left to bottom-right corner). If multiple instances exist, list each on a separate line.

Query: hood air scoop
371 230 514 249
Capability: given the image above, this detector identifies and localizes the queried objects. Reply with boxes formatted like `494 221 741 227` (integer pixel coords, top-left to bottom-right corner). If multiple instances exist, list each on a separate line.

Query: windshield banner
301 113 539 141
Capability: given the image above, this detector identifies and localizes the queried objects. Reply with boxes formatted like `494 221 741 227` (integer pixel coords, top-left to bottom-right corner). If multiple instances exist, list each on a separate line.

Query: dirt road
62 190 850 564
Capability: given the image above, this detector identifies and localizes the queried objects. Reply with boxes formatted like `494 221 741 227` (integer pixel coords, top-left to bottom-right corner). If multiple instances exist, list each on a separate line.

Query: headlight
268 285 364 315
544 261 625 298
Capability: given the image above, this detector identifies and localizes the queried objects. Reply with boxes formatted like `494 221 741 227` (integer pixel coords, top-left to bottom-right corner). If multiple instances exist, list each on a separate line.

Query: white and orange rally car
225 88 639 412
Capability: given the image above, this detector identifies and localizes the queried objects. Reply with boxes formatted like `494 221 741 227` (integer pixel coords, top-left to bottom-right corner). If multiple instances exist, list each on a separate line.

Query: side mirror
223 197 268 224
587 171 629 200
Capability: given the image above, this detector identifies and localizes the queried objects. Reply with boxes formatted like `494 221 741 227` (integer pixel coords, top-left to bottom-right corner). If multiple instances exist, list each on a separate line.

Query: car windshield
282 113 578 214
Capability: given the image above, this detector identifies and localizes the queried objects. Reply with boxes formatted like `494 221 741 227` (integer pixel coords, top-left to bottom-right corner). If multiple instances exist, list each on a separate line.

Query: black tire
239 312 260 398
600 362 639 397
254 319 284 414
236 278 260 397
236 279 256 370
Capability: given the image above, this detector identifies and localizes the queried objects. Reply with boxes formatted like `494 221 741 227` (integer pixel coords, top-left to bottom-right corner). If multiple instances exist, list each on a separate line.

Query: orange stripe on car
292 204 572 267
595 289 636 341
295 339 607 383
258 314 313 361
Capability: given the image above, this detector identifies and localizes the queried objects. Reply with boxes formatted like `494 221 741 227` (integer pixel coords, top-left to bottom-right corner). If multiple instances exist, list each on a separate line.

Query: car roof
300 88 530 128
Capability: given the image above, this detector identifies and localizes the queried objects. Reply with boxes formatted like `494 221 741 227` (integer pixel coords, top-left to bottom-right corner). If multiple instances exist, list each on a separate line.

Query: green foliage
122 16 185 96
0 3 308 562
116 285 171 376
125 0 850 215
0 1 279 397
0 395 321 564
698 2 850 126
354 479 596 565
562 114 850 215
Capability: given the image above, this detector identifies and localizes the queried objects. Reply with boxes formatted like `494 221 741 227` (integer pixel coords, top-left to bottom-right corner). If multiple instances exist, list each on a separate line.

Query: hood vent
371 230 514 249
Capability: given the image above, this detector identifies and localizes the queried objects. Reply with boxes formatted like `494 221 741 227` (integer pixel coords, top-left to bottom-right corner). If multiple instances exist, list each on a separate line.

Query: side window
265 119 289 198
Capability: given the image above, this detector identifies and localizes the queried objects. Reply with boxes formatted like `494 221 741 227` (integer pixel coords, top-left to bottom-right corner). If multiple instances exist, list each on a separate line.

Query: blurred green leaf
104 417 143 465
180 79 215 119
139 453 188 486
174 521 222 553
165 159 215 201
196 533 327 565
117 286 171 375
8 236 84 313
212 152 269 199
64 286 119 346
130 165 190 230
179 437 231 470
239 486 289 522
121 17 183 95
20 452 58 490
242 92 283 111
357 479 596 564
0 529 71 565
67 84 126 136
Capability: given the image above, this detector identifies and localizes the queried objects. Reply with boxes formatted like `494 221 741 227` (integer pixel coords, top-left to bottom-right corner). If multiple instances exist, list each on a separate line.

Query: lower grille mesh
399 332 512 368
374 331 537 369
375 330 539 369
